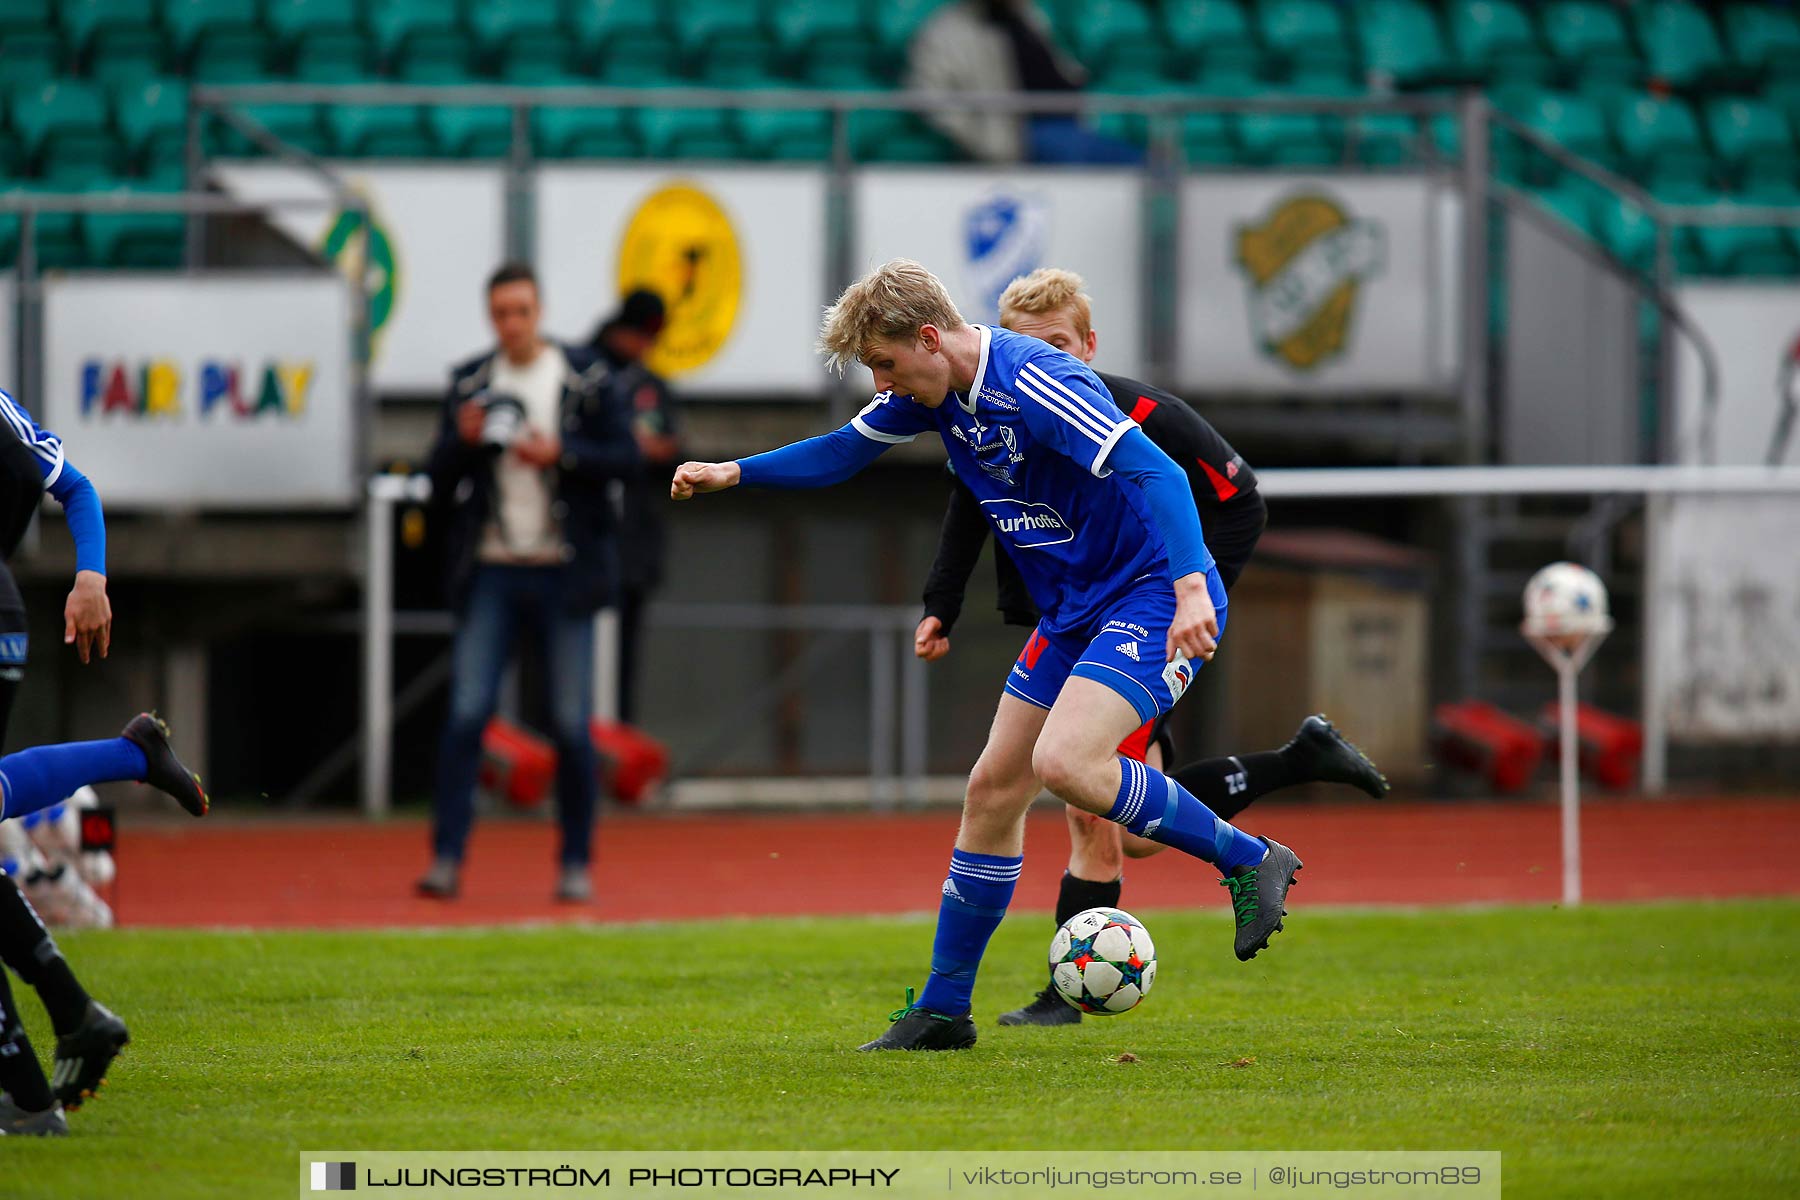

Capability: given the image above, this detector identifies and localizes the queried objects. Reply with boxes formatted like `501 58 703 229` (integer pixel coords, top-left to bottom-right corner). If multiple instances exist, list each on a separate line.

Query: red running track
112 798 1800 929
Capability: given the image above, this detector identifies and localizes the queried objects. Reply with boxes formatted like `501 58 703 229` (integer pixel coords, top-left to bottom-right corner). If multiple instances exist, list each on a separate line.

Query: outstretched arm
672 423 894 499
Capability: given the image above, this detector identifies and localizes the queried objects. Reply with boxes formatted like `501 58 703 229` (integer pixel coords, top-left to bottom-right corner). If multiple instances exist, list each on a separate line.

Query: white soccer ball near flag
1523 561 1611 650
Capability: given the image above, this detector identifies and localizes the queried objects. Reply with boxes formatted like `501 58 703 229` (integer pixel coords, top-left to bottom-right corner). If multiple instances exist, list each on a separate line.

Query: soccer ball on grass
1050 907 1156 1014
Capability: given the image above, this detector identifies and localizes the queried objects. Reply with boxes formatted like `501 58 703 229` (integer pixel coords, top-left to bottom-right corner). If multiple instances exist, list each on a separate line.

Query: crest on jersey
1234 191 1384 372
963 191 1050 323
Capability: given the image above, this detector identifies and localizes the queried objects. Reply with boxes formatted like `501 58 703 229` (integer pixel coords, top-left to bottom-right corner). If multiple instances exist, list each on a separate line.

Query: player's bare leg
1035 678 1302 961
859 695 1047 1051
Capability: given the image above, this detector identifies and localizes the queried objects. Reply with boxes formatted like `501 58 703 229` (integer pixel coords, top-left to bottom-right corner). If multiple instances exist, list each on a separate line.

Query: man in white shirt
421 264 640 903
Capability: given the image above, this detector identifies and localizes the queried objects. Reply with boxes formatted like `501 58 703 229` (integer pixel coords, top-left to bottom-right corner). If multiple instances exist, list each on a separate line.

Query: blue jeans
433 565 597 866
1026 116 1146 166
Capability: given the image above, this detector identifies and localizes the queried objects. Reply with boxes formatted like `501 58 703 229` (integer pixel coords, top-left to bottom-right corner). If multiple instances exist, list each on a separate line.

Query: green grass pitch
5 901 1796 1199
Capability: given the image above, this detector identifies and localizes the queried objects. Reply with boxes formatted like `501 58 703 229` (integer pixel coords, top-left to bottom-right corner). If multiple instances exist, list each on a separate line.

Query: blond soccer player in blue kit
672 261 1302 1051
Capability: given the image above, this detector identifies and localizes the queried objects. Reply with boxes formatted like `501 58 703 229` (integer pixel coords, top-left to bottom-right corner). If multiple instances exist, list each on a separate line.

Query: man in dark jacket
590 289 681 725
420 263 640 903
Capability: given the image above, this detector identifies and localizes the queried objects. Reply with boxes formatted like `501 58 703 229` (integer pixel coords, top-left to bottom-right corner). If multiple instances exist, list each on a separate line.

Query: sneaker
996 983 1082 1027
554 866 592 904
0 1096 69 1136
1289 714 1389 798
120 713 208 817
415 858 459 899
51 1000 129 1111
856 988 977 1052
1221 837 1303 962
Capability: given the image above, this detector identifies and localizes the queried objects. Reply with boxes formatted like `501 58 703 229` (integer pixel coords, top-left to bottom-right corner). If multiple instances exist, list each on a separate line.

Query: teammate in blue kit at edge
672 260 1303 1052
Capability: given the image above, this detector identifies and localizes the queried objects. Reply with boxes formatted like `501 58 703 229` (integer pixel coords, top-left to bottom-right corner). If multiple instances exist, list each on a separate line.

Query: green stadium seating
531 105 638 158
469 0 567 78
270 0 374 83
0 30 61 83
1632 1 1727 90
1178 110 1237 165
1237 107 1341 167
1723 4 1800 84
737 107 835 161
0 129 21 176
1528 184 1598 240
324 104 432 157
1539 2 1640 93
1346 112 1424 166
1612 94 1711 190
368 0 457 56
12 81 120 180
771 1 871 82
872 0 946 57
161 0 276 83
392 35 477 84
637 105 743 159
1592 191 1658 270
569 1 678 83
112 78 189 175
210 103 329 157
848 109 959 162
1357 0 1455 90
425 102 515 158
1259 0 1354 86
0 0 49 36
1062 0 1164 80
83 181 185 267
1506 89 1615 181
1692 216 1800 277
1706 98 1797 190
674 0 779 84
5 184 87 268
1447 0 1553 84
62 0 164 84
162 0 258 55
1161 0 1263 81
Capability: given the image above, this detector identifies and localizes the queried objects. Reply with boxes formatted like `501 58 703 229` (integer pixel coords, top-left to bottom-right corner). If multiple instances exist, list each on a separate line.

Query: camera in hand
478 391 527 451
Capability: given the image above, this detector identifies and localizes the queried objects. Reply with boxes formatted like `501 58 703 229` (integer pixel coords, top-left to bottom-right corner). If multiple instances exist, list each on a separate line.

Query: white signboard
853 168 1146 380
41 274 355 509
1177 174 1461 393
535 167 829 396
1672 284 1800 467
1656 286 1800 742
211 164 506 395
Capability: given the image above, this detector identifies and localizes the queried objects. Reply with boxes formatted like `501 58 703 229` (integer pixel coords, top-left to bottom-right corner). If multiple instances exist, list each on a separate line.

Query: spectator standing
420 263 639 903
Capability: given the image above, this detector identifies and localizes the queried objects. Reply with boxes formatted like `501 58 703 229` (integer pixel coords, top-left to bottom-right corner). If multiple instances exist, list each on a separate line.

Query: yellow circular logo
616 183 742 378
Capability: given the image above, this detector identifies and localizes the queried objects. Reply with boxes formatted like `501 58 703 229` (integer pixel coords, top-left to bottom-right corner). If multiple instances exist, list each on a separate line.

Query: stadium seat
209 103 329 158
0 0 49 36
1632 0 1728 90
848 109 960 162
269 0 374 83
0 29 61 84
1612 95 1712 190
1539 2 1640 94
872 0 946 58
530 106 638 159
1237 109 1341 167
1706 98 1798 190
636 105 743 159
83 181 185 268
1723 4 1800 85
369 0 461 69
0 129 21 177
392 36 477 83
324 105 432 157
738 107 834 161
1160 0 1261 82
162 0 269 76
1062 0 1164 81
1527 183 1598 240
425 102 516 158
1357 0 1456 90
569 1 679 83
1259 0 1354 87
469 0 566 76
12 81 120 181
1348 112 1427 166
112 78 189 176
1508 89 1616 181
4 188 88 268
674 0 779 84
1178 110 1238 166
1691 217 1800 277
60 0 163 83
1446 0 1553 84
771 0 871 83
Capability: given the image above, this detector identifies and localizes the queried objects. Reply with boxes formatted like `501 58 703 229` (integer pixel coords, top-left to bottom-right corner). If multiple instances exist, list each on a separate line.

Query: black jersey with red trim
1094 371 1257 506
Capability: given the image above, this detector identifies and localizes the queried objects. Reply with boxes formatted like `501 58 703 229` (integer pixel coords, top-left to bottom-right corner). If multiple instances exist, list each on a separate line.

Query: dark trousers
433 565 597 867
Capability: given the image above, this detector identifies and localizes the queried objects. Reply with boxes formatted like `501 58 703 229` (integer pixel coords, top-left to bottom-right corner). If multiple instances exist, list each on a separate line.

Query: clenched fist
670 461 741 500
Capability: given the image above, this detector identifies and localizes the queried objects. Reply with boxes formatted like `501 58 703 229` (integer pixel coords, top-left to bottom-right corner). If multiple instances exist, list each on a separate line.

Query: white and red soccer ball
1522 561 1611 651
1050 907 1157 1015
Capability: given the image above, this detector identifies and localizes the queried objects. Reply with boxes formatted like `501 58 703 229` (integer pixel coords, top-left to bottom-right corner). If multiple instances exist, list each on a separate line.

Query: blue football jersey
852 326 1169 637
0 387 67 492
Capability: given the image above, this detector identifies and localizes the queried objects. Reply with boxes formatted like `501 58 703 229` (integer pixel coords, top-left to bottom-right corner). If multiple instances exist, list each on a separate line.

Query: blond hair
818 259 965 375
998 268 1093 343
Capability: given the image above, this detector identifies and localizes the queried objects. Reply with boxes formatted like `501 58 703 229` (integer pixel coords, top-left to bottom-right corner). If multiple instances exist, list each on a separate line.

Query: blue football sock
1107 756 1268 873
0 739 147 821
916 849 1021 1016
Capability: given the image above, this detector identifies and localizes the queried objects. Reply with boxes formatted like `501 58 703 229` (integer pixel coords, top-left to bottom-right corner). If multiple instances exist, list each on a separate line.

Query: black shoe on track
1221 837 1303 962
52 1000 129 1111
1289 714 1389 798
121 713 208 817
857 988 977 1052
996 983 1082 1027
